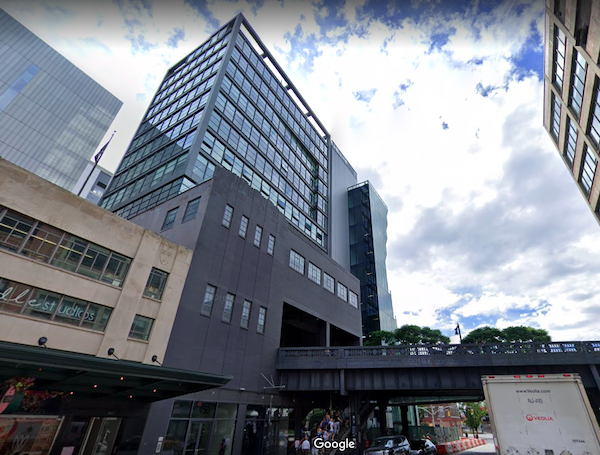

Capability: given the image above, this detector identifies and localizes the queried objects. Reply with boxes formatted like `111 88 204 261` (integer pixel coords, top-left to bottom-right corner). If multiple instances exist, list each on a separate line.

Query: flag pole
77 131 115 197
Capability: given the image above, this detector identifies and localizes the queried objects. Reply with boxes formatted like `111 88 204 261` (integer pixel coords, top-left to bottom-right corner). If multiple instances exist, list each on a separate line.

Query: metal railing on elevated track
279 341 600 359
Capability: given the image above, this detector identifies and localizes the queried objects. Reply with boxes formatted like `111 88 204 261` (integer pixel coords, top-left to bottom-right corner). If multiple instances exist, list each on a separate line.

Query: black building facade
130 168 362 455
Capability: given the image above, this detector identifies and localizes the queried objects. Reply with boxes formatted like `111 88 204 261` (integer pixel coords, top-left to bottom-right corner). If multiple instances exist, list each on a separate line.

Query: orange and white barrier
435 437 486 454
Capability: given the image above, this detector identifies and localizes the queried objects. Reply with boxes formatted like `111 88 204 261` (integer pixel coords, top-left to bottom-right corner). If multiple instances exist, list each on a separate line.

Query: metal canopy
0 341 231 403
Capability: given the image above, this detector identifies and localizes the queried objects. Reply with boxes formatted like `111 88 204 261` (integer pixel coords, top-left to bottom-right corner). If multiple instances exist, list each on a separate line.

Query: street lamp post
455 323 463 343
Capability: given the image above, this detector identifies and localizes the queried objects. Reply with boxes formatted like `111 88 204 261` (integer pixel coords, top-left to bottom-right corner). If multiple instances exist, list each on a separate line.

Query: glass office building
100 14 331 249
348 181 397 337
0 8 122 191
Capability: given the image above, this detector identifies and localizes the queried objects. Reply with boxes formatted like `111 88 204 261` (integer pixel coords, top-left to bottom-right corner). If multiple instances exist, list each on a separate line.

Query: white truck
481 373 600 455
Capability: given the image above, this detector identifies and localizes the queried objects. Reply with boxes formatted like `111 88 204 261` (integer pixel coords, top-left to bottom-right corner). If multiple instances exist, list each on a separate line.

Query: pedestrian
294 438 301 455
301 435 311 455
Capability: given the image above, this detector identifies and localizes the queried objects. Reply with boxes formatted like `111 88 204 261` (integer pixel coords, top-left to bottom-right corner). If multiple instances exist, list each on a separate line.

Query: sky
2 0 600 342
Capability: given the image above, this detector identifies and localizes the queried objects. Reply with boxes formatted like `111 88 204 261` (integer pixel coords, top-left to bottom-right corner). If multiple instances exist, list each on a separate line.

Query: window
337 282 348 301
222 293 235 322
143 268 169 300
323 273 334 293
257 307 266 334
564 117 578 167
552 25 566 91
129 315 154 341
579 147 597 196
267 234 275 255
202 284 216 316
568 50 587 119
589 78 600 147
551 93 561 142
239 216 249 238
161 207 179 230
182 197 201 222
349 291 359 309
289 250 304 274
0 207 132 287
241 300 251 328
0 277 113 331
222 204 233 228
308 263 321 285
254 225 262 247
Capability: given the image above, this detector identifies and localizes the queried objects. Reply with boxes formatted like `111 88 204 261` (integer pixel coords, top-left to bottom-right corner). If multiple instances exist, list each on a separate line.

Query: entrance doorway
183 421 212 455
80 417 121 455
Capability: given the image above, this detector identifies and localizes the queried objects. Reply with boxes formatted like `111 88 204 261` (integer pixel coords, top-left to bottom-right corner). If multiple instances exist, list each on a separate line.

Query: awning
0 341 231 403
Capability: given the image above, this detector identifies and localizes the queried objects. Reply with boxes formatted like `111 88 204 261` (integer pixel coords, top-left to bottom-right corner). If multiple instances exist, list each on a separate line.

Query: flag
94 131 115 163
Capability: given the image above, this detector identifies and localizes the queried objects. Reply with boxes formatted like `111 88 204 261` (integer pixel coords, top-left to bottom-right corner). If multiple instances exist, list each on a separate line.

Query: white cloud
3 0 599 342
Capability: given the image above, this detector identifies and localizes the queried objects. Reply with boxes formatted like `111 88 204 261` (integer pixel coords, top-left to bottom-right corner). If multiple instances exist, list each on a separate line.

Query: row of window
102 152 189 210
122 75 214 170
288 250 359 309
201 124 326 246
234 32 328 163
551 25 600 150
201 284 267 333
0 274 157 341
114 177 196 220
156 23 233 106
161 196 202 230
0 206 131 287
221 204 276 254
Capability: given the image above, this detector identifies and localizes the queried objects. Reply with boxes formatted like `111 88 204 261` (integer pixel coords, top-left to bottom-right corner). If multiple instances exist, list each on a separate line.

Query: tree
394 325 450 345
462 326 552 344
364 330 395 346
462 327 504 344
460 402 487 437
502 326 551 343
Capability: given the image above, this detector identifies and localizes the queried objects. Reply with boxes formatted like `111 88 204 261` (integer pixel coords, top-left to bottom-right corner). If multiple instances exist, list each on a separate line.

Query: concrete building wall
0 8 121 191
0 158 191 364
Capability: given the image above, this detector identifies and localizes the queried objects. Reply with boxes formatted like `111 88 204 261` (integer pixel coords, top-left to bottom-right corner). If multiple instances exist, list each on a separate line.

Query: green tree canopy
462 326 551 344
460 402 487 436
364 330 395 346
462 327 504 344
501 326 551 343
364 325 450 346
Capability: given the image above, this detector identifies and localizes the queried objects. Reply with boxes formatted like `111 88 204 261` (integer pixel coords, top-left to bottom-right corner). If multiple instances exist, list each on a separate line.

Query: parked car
408 439 437 455
365 436 410 455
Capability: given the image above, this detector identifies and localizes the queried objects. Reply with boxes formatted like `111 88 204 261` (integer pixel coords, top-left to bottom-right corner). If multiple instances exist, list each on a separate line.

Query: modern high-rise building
100 14 347 257
99 13 396 455
348 181 397 338
543 0 600 220
0 8 121 192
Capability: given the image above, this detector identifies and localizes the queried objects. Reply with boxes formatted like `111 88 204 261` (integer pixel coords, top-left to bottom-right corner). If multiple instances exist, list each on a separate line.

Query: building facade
543 0 600 221
73 162 113 204
129 168 362 455
0 158 232 455
0 8 122 192
348 181 396 338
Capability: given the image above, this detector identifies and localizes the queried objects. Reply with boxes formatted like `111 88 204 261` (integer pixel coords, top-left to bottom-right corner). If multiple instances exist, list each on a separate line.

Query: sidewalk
435 437 486 454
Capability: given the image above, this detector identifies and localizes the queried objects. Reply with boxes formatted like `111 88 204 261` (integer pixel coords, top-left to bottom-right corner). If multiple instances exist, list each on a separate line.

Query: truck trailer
481 373 600 455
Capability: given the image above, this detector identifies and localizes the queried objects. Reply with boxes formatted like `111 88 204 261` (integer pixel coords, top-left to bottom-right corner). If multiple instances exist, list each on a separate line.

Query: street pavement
460 433 496 454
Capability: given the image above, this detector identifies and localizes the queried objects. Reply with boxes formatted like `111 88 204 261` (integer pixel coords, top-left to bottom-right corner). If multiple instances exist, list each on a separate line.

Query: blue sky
3 0 600 341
